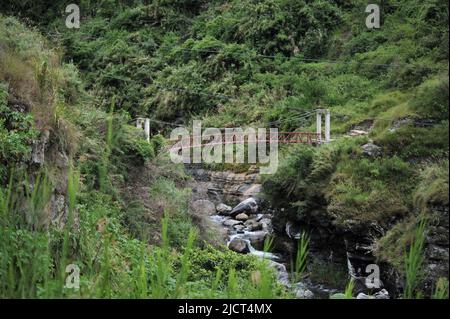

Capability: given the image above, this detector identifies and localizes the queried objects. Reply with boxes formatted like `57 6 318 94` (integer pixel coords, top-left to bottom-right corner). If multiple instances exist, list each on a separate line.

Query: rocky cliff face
270 194 449 298
423 206 449 294
186 165 262 205
379 205 449 297
31 127 76 228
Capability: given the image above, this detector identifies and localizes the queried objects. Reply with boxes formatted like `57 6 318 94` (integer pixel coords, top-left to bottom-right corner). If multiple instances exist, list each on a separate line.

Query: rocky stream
187 165 391 299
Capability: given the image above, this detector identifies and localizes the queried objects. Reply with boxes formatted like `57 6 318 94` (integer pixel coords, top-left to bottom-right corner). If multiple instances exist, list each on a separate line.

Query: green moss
376 214 418 271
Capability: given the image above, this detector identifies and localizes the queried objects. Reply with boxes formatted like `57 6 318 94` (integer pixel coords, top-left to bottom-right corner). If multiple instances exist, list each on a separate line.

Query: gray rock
389 118 412 132
256 214 272 221
245 230 267 246
31 130 49 165
230 197 258 217
285 221 301 239
223 219 243 227
348 129 368 136
259 218 272 231
361 143 382 157
233 224 245 231
356 289 389 299
242 184 262 197
427 244 448 260
268 260 290 286
356 293 372 299
190 199 216 216
374 289 390 299
244 219 263 231
216 203 232 215
228 238 249 253
235 213 249 221
294 283 315 299
49 194 67 221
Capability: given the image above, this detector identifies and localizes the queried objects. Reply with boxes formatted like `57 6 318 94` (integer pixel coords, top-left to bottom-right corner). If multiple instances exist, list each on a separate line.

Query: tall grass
208 268 223 298
135 242 149 298
150 212 171 298
253 236 276 299
226 268 238 298
98 98 115 193
0 168 282 299
404 218 427 299
344 279 355 299
174 228 197 297
292 232 310 282
59 164 79 296
433 277 449 299
0 170 54 297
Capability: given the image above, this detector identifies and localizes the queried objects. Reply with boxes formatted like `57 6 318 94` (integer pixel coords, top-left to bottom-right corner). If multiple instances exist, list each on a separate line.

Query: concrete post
325 110 330 143
136 118 150 142
316 110 322 143
136 118 144 130
144 118 150 142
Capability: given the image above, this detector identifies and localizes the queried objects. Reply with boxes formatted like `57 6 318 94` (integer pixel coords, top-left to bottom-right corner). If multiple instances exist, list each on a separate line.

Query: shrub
0 84 36 180
409 75 449 120
413 161 449 212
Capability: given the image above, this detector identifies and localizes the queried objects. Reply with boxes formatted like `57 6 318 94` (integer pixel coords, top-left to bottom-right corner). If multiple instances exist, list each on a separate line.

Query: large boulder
216 203 232 215
361 142 382 157
228 238 249 253
235 213 249 221
230 197 258 217
245 230 267 248
190 199 216 216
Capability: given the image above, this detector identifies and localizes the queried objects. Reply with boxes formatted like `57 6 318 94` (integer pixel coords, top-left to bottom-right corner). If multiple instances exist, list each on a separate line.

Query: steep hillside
0 15 284 298
0 0 448 299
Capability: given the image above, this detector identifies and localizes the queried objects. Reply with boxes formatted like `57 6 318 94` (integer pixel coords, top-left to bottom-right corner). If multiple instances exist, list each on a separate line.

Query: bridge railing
179 131 322 147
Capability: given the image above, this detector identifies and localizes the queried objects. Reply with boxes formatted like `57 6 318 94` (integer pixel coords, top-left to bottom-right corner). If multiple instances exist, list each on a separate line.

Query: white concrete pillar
316 111 322 143
144 118 150 142
136 118 144 130
137 118 150 142
325 110 330 143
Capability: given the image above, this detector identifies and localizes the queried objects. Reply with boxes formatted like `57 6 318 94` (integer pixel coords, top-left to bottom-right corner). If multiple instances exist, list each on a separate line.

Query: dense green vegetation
0 0 448 299
0 14 283 298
